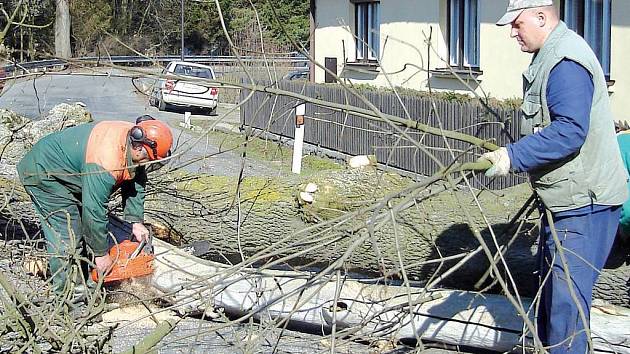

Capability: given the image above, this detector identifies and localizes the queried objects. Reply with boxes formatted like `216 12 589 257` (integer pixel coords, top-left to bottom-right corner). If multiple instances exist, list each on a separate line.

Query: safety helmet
131 119 173 160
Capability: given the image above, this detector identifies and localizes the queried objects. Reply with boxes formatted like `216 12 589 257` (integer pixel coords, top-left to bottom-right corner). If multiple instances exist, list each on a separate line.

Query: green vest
519 21 628 212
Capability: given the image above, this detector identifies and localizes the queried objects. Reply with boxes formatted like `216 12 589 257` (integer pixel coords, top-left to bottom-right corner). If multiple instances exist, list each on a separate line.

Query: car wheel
158 97 166 111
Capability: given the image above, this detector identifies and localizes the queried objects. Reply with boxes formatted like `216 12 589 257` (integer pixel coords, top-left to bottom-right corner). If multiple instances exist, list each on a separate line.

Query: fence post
292 103 306 174
183 111 192 129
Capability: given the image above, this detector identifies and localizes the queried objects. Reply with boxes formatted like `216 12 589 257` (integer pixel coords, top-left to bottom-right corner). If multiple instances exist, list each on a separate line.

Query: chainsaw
90 214 155 284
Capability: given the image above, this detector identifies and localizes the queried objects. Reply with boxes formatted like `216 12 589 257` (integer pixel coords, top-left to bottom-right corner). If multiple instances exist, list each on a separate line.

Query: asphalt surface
0 71 150 120
0 68 281 177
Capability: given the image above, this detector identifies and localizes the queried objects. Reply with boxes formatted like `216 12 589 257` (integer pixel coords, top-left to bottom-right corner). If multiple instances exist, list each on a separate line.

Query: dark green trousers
21 180 89 296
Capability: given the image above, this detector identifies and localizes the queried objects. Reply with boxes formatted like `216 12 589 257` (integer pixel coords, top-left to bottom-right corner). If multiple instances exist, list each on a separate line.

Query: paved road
0 69 280 177
0 71 149 120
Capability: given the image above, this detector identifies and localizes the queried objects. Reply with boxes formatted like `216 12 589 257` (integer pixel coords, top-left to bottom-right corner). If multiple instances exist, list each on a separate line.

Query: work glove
482 147 511 177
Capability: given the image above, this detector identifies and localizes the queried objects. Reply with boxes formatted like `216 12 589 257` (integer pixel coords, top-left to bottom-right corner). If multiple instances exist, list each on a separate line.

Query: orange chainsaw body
91 240 155 284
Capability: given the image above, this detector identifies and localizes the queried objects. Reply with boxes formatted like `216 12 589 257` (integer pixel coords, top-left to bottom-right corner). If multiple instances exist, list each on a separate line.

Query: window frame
447 0 480 70
560 0 612 79
352 0 380 62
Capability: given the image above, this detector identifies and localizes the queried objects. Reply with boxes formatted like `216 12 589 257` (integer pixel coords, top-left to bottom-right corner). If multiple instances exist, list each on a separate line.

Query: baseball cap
496 0 553 26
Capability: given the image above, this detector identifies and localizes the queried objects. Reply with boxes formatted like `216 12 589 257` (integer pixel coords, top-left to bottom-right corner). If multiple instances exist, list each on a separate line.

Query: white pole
292 103 306 174
184 111 192 128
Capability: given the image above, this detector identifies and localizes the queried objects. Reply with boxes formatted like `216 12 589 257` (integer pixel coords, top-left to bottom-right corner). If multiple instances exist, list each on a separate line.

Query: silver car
150 61 219 115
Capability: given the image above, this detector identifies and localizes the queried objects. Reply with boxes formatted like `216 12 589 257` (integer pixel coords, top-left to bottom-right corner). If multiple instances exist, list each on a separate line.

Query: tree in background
260 0 309 48
222 0 308 55
1 0 310 60
70 0 111 57
1 0 54 62
54 0 70 58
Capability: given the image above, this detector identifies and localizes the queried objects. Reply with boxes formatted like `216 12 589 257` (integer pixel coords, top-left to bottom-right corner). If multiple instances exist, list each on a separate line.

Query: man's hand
132 223 150 242
482 147 511 177
94 254 113 275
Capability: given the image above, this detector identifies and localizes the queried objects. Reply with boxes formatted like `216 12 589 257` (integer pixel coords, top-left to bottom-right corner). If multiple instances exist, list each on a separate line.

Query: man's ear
537 12 546 27
131 142 143 152
131 142 148 160
137 145 149 157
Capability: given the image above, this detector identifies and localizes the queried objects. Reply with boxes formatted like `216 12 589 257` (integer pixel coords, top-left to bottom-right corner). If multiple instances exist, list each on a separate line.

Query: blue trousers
537 205 620 354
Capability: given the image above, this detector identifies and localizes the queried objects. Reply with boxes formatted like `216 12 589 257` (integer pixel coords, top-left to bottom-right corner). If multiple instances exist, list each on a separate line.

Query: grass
165 122 348 215
174 172 294 208
184 123 344 176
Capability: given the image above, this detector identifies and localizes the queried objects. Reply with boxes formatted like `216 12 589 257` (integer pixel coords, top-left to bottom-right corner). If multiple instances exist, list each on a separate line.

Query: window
354 1 380 61
561 0 612 77
448 0 480 69
174 64 214 79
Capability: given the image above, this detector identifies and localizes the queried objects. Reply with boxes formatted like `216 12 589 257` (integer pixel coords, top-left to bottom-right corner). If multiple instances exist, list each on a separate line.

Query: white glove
482 147 511 177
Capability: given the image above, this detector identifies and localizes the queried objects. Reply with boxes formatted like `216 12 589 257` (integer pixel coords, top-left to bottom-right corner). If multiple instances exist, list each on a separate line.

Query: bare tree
54 0 71 58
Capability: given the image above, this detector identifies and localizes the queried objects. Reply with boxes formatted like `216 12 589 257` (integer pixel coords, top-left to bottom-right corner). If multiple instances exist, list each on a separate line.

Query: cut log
150 239 630 353
147 169 630 308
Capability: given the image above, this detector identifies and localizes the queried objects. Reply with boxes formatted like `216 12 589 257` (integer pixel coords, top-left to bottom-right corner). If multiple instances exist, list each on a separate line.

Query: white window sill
431 67 483 80
345 61 380 72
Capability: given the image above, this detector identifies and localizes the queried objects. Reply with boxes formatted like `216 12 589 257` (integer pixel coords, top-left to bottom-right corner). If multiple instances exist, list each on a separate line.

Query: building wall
610 0 630 121
314 0 630 120
313 0 353 83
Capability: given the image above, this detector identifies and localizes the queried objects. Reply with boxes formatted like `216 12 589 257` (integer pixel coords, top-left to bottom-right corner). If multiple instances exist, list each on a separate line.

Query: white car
150 61 219 115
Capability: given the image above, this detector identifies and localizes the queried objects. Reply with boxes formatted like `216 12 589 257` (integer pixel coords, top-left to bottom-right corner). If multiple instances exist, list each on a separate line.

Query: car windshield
173 64 213 79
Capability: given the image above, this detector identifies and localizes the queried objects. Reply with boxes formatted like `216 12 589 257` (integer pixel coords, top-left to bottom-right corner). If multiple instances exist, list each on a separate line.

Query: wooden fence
240 81 526 189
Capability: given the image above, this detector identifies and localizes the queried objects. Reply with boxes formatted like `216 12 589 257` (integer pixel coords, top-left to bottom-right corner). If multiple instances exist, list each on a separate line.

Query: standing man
484 1 628 353
17 116 173 309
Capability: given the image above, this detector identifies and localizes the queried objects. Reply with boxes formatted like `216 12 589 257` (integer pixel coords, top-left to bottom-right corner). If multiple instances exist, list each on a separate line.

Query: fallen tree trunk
147 169 630 308
0 104 627 309
150 239 630 353
3 163 629 308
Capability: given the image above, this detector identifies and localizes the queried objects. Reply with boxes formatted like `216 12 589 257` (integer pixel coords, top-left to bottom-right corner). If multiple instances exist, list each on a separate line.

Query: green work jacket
18 121 146 255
